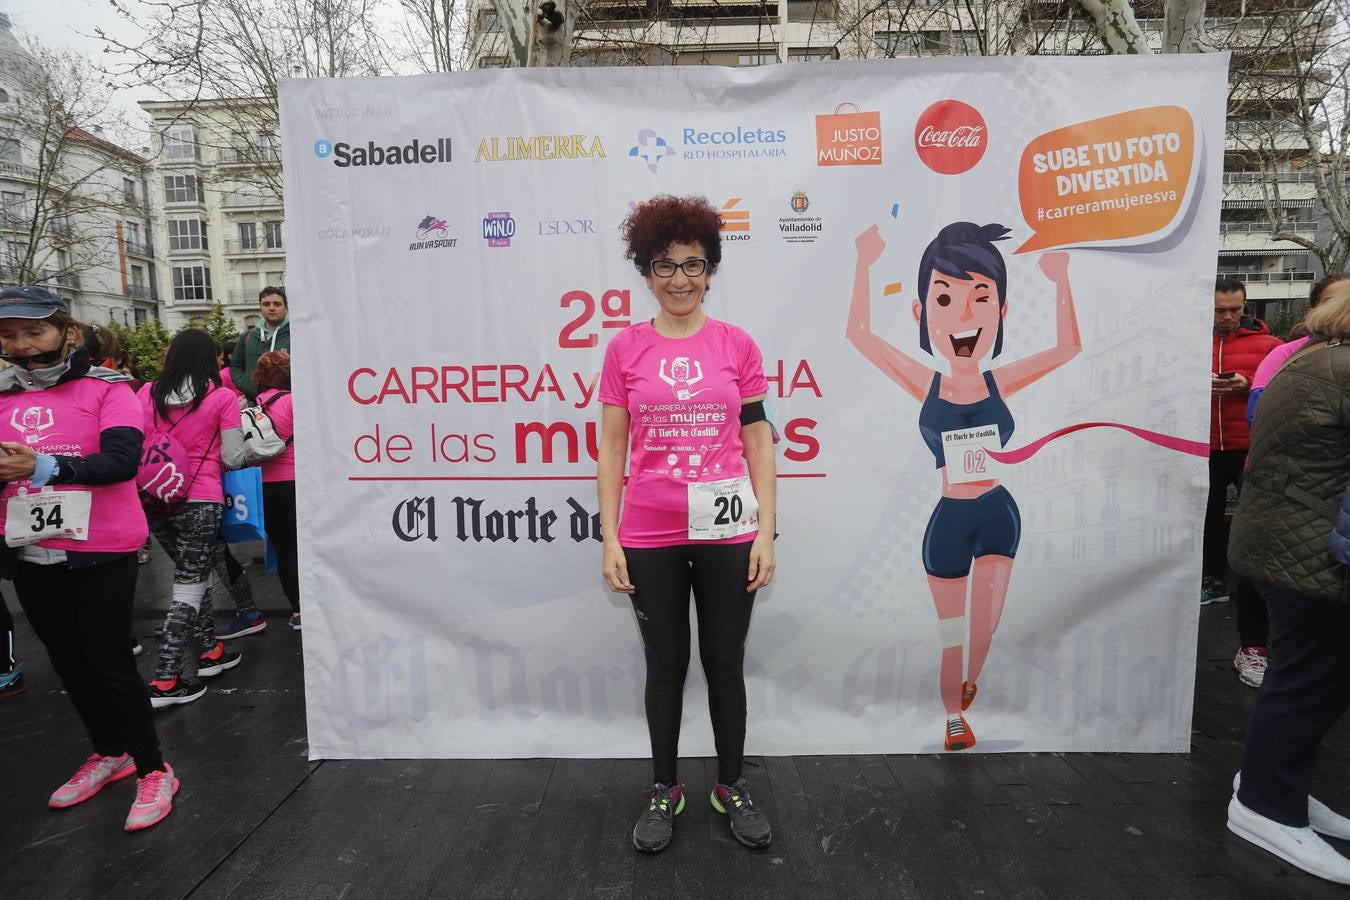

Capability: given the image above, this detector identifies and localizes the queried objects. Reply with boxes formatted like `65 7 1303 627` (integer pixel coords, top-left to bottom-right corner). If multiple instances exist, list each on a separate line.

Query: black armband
740 401 767 426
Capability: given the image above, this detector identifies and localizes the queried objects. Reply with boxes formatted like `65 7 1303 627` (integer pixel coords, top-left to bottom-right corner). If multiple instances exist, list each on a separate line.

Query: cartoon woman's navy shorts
922 485 1021 579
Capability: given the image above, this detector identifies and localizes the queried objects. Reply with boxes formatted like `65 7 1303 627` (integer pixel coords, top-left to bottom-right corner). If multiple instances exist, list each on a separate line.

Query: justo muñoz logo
815 102 882 167
914 100 988 175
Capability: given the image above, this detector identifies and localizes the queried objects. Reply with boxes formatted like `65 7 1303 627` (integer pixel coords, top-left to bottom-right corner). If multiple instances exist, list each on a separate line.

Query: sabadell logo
313 137 452 168
914 101 987 175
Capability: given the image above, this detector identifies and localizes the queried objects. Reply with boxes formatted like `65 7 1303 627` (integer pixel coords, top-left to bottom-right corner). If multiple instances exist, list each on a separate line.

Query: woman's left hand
747 532 775 592
0 442 39 480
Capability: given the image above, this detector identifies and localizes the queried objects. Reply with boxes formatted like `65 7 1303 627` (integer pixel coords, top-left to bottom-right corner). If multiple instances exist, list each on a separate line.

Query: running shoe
131 639 144 657
148 676 207 708
289 613 302 631
632 782 684 853
1228 794 1350 884
48 753 136 808
216 609 267 640
1201 577 1229 606
137 544 151 565
1234 646 1268 688
711 778 772 848
197 642 242 678
0 665 26 699
945 714 976 752
124 763 179 832
961 681 977 711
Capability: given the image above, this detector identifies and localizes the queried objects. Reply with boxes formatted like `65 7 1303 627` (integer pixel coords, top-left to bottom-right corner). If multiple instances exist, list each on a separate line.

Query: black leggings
626 541 757 786
0 587 15 674
16 555 164 776
263 480 299 613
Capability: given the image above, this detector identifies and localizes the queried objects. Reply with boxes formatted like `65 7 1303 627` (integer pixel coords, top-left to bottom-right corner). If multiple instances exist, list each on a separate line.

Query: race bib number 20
5 487 92 547
688 476 759 541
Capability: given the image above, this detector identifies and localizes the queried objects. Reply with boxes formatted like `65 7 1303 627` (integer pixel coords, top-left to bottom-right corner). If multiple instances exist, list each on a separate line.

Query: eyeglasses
650 257 708 278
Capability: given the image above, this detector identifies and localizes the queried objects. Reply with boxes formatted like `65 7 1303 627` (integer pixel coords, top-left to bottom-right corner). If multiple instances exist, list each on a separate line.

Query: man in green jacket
232 286 290 401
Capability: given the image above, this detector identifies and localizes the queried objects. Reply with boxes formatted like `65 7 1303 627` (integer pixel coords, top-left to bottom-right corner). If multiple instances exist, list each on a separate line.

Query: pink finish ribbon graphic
986 422 1208 465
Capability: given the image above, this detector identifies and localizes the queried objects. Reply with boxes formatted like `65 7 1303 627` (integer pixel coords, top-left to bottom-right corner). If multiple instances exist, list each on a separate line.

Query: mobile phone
1217 371 1236 379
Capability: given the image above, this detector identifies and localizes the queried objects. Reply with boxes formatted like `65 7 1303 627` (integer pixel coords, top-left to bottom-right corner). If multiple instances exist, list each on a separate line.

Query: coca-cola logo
914 100 988 175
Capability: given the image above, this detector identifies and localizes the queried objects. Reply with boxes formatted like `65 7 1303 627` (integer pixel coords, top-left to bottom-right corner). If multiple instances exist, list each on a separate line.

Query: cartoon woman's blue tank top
917 370 1015 469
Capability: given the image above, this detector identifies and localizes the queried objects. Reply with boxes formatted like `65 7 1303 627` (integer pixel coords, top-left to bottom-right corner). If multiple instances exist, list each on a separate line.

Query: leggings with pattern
150 502 223 680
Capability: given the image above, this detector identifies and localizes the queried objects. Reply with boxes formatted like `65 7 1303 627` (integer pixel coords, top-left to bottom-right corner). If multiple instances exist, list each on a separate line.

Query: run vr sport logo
313 136 452 168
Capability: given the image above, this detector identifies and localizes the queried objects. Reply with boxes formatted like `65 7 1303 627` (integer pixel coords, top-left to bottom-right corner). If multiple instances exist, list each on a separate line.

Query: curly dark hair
253 350 291 392
621 195 723 276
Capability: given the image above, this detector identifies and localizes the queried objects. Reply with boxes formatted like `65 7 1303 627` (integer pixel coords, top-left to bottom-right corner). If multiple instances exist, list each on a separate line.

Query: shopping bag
815 102 882 166
221 467 267 544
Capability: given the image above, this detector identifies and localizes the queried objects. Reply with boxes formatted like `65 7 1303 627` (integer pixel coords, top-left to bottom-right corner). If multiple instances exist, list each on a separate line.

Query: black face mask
0 340 71 368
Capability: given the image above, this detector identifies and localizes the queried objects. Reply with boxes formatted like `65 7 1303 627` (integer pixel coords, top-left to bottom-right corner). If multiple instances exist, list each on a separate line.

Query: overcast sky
4 0 159 142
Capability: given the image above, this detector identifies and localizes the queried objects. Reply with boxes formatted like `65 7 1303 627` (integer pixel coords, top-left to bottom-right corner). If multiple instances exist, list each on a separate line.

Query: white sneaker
1233 773 1350 840
1234 647 1268 688
1228 796 1350 884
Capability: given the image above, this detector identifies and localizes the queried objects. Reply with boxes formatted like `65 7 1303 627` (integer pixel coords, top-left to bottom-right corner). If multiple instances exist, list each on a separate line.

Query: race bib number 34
688 476 759 541
5 487 92 547
941 425 1001 486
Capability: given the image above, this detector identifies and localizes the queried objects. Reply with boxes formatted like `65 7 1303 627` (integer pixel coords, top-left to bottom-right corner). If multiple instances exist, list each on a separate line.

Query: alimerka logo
314 137 452 168
914 100 988 175
475 135 606 162
816 102 882 166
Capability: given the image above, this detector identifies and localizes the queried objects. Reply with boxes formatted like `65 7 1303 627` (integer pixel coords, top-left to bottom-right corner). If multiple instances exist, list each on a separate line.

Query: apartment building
0 14 157 326
139 98 285 330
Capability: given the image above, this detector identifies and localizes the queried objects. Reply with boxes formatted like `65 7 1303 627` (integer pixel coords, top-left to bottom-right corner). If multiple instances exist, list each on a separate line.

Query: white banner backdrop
279 55 1228 759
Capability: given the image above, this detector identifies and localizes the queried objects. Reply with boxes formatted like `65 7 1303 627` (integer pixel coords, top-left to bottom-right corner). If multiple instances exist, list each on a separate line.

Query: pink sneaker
124 763 180 832
48 753 136 809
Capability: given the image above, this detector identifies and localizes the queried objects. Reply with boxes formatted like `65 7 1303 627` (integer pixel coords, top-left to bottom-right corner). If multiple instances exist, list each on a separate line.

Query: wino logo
482 211 516 248
816 102 883 166
720 198 750 241
629 129 675 173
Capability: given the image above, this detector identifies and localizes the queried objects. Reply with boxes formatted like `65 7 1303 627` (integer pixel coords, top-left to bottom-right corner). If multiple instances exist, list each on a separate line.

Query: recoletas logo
313 137 452 168
629 129 675 173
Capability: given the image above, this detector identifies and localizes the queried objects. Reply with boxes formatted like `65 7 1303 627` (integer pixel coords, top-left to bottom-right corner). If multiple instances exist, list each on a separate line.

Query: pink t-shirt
220 367 242 397
258 389 295 483
138 384 239 503
1252 335 1311 391
599 318 769 548
0 376 149 552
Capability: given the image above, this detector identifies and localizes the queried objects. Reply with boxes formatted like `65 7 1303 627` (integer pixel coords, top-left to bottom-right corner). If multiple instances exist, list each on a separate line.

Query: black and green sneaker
711 777 772 848
632 782 684 853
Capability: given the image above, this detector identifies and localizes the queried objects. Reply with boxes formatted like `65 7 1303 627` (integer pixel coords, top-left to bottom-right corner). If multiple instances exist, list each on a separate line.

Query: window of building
264 221 283 249
477 56 507 69
168 218 206 251
238 222 258 250
788 48 837 61
950 31 981 54
123 177 137 203
257 133 279 162
131 264 146 289
0 139 19 163
874 30 943 55
55 248 69 271
786 1 837 23
126 221 142 247
163 174 202 204
163 125 197 161
172 265 212 301
266 270 284 289
737 53 777 67
1 190 24 219
478 8 500 31
134 308 148 326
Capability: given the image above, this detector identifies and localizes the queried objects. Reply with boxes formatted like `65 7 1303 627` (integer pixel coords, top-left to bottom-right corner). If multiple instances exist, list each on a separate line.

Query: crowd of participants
0 285 295 832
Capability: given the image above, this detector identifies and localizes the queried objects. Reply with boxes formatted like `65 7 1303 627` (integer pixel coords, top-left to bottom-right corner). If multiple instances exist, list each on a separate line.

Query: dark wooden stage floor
1 548 1345 898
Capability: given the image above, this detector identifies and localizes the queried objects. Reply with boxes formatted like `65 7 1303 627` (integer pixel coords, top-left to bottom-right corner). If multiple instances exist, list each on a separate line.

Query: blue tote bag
221 467 267 544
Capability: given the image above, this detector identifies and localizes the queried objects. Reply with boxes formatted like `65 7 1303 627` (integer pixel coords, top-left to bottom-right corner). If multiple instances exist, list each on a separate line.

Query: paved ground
0 548 1345 898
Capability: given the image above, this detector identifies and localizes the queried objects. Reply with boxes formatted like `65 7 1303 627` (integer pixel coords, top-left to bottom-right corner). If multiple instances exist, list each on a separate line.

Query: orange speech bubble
1016 106 1195 253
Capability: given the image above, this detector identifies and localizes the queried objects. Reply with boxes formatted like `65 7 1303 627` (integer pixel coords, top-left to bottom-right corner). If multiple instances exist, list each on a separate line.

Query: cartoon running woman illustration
11 406 54 444
848 221 1080 751
659 356 706 400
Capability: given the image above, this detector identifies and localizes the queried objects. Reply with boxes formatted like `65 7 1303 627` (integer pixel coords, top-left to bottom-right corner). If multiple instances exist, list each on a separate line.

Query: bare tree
99 0 392 200
0 40 140 292
394 0 474 71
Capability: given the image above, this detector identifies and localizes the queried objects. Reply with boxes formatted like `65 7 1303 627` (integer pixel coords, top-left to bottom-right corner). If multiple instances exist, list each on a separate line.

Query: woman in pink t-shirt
597 195 777 854
0 286 177 831
252 351 300 630
139 329 249 708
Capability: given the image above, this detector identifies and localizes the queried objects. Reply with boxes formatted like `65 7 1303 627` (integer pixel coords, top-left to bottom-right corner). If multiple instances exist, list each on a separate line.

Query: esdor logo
914 100 987 175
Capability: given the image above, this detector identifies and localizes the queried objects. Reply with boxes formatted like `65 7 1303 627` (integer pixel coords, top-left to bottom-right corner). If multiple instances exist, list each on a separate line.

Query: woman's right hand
855 225 886 266
602 542 634 594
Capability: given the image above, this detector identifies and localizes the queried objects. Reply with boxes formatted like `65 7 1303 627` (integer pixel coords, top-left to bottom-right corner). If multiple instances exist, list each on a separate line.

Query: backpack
137 414 218 515
239 391 292 466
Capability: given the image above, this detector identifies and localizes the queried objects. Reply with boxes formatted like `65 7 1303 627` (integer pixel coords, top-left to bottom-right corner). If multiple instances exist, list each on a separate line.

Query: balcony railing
1223 171 1318 183
1219 221 1318 235
219 147 281 165
0 160 39 180
126 283 153 301
123 239 153 257
221 193 282 209
1217 270 1315 283
224 239 284 255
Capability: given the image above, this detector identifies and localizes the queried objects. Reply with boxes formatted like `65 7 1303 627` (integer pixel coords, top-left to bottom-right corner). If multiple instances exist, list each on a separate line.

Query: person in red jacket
1205 278 1282 681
